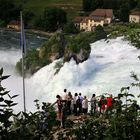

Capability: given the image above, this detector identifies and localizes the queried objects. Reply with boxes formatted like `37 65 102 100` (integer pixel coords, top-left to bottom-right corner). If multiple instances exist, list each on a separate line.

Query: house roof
81 17 89 23
90 16 105 22
73 16 85 23
89 9 113 18
130 11 140 16
8 20 20 25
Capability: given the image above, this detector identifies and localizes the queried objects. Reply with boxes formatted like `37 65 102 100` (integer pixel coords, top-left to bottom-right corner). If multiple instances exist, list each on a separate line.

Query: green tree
91 0 99 10
82 0 92 11
98 0 104 8
38 8 67 32
129 0 138 9
0 19 5 26
83 0 100 11
95 25 107 40
103 0 112 8
114 0 122 9
119 3 130 22
34 16 44 29
137 0 140 10
0 0 20 24
23 10 35 26
63 22 79 34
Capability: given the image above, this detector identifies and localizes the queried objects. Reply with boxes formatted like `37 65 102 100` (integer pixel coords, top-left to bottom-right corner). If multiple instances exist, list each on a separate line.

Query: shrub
63 22 79 34
0 68 18 140
126 29 140 49
94 25 107 40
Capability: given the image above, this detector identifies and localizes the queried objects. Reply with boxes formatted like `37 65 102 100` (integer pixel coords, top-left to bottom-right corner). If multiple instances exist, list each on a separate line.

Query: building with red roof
74 9 113 31
129 11 140 23
7 20 21 30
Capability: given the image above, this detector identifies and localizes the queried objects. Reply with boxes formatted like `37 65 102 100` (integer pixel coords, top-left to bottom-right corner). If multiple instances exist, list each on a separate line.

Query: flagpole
20 11 26 112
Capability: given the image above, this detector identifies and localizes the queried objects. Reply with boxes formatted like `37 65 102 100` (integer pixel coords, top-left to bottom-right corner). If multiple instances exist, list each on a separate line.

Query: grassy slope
16 0 82 21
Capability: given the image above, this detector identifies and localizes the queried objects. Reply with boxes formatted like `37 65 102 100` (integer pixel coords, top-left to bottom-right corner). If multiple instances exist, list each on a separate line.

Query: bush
16 48 52 75
35 8 67 32
95 25 107 40
0 68 18 140
63 22 79 34
127 29 140 49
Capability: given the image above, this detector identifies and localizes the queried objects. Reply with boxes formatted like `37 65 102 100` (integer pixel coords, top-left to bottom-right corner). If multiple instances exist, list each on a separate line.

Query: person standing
78 93 83 115
98 95 106 114
62 89 68 102
61 101 68 128
82 96 88 117
52 95 63 121
67 92 73 115
73 93 78 116
90 94 97 115
106 94 113 114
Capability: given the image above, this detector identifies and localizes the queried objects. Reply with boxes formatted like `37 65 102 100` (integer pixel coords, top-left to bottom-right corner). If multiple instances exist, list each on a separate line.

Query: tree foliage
63 22 79 34
23 10 35 26
0 0 20 24
119 2 130 22
108 23 140 49
16 48 51 75
83 0 100 11
95 25 107 40
36 8 67 32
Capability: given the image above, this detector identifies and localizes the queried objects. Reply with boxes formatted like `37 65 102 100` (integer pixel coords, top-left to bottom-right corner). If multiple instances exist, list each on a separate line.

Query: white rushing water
0 36 140 112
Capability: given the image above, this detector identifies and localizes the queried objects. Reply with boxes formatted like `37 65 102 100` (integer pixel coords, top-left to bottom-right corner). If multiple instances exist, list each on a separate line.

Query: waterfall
0 31 140 112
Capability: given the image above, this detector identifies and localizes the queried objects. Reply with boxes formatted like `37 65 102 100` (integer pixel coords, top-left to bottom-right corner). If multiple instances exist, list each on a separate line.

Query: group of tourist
53 89 114 128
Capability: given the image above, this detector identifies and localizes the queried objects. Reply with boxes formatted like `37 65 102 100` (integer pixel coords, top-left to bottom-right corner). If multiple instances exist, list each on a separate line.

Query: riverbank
0 27 54 38
26 29 54 37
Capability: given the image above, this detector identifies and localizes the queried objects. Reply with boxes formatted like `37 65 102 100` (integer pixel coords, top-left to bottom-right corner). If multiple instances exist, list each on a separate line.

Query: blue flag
20 12 26 55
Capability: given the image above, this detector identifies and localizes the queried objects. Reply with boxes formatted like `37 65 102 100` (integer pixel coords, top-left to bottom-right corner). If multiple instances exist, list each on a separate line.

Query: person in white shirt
90 94 97 115
73 93 78 116
62 89 68 101
82 96 88 115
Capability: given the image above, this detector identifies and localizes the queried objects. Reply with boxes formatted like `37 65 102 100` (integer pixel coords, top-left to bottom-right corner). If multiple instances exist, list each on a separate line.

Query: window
133 17 136 21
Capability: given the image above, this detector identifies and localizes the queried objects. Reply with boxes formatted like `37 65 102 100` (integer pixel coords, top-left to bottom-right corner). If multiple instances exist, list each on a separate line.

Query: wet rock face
43 46 91 64
49 52 60 61
64 48 91 64
39 32 91 64
39 32 66 62
76 48 91 63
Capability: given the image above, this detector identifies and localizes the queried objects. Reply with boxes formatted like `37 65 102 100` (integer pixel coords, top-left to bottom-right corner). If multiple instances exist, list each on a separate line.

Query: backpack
76 97 81 106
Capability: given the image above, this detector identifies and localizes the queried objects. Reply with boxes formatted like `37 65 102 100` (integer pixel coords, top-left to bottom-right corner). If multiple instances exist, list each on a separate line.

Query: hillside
16 0 82 22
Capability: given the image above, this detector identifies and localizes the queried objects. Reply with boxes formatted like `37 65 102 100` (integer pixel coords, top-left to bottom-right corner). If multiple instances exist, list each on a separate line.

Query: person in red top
98 95 106 114
106 94 113 112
